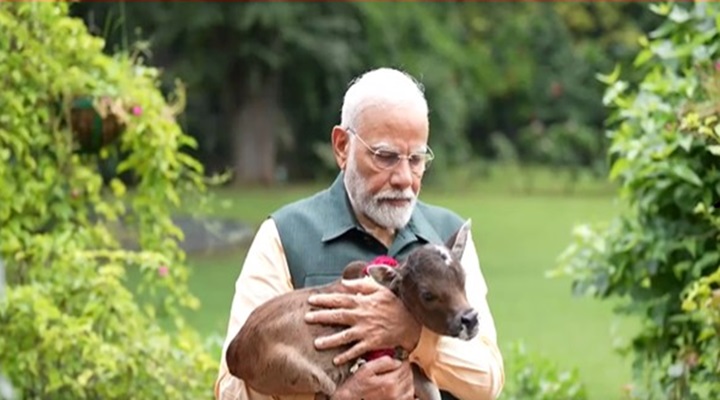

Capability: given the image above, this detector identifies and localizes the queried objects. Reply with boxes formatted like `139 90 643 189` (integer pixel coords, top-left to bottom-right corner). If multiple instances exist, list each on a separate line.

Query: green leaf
692 251 720 277
596 64 621 85
608 158 629 181
602 80 629 106
651 40 675 59
677 134 693 152
668 5 691 23
708 145 720 156
649 3 672 16
640 277 651 288
77 369 93 387
673 260 692 279
698 327 716 342
684 239 698 258
633 49 654 67
671 164 702 186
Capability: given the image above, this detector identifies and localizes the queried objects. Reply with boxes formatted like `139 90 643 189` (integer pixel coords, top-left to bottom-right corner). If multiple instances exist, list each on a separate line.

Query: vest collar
320 172 360 242
320 172 444 248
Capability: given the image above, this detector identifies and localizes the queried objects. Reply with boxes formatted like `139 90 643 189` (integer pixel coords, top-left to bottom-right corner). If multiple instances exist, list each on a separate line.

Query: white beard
344 152 417 230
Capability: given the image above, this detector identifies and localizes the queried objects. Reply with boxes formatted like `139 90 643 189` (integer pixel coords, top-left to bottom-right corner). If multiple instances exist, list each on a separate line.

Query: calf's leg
412 363 442 400
247 344 337 397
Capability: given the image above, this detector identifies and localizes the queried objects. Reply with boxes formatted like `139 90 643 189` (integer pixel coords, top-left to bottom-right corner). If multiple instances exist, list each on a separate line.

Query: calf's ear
367 265 398 287
445 219 472 260
342 261 369 280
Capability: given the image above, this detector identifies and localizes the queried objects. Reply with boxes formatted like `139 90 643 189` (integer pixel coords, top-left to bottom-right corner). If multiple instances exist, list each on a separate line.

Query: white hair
340 68 428 130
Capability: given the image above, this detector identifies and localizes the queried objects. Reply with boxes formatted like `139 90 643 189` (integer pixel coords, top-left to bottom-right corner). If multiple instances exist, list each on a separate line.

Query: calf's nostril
461 309 479 329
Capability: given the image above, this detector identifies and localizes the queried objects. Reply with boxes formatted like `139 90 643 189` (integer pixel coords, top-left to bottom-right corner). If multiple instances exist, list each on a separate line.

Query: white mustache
375 191 415 202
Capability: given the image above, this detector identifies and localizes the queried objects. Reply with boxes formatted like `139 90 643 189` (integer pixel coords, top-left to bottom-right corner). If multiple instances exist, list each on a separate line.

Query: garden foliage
500 341 588 400
0 3 217 399
554 2 720 399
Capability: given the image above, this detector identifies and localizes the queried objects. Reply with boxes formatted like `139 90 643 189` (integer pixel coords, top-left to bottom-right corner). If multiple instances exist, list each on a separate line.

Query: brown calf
226 220 479 400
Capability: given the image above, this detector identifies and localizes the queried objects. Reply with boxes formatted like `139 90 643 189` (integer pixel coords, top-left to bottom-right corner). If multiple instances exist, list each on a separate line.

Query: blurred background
64 2 664 399
69 1 662 188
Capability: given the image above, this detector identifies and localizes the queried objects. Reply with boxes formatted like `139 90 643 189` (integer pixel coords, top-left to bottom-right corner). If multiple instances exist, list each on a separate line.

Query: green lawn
180 167 636 400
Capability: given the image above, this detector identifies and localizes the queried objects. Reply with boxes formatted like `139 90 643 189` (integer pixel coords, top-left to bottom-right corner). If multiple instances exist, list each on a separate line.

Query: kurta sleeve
214 218 310 400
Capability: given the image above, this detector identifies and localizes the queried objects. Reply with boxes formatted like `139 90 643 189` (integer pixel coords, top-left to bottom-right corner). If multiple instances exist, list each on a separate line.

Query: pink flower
363 255 399 277
715 61 720 72
131 106 142 116
370 255 398 267
158 265 169 277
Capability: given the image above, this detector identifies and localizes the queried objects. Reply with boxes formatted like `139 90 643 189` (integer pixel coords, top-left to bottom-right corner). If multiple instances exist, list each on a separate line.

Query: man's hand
305 278 421 366
330 357 414 400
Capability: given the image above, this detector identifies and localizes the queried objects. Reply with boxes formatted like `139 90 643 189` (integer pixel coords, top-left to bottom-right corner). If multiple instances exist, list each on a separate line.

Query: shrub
552 2 720 399
500 341 588 400
0 2 216 399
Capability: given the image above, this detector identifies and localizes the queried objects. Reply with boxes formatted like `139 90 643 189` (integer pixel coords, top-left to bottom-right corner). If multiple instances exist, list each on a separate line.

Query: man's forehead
370 139 428 152
356 103 427 130
354 106 429 150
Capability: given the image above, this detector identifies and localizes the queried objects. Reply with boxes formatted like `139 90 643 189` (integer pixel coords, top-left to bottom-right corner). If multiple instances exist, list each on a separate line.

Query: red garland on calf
360 255 400 361
361 255 398 275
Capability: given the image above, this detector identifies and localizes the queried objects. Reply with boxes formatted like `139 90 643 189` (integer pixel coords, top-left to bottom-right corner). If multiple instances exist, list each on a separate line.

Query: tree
72 2 367 185
0 2 216 398
69 2 502 184
553 2 720 398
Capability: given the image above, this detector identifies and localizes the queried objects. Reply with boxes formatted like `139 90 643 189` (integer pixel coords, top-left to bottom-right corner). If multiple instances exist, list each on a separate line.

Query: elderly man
215 68 504 400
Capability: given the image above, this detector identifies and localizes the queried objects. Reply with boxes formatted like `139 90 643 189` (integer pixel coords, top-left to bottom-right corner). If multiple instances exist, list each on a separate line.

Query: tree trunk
231 73 285 186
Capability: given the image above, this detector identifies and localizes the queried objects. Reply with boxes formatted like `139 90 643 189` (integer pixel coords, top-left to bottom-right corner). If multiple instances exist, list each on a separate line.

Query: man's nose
390 158 414 188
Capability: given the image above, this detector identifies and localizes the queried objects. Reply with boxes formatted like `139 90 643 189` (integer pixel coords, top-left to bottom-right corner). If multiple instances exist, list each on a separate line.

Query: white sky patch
434 245 453 266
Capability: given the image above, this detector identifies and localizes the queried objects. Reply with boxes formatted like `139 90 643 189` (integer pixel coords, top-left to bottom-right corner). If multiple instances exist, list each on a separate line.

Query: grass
179 166 636 400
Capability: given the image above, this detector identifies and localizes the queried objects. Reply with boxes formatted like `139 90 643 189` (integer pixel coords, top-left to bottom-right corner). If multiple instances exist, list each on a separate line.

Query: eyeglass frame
344 127 435 175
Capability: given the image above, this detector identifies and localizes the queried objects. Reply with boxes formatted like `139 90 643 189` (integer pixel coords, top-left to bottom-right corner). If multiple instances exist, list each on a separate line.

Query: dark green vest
271 173 464 289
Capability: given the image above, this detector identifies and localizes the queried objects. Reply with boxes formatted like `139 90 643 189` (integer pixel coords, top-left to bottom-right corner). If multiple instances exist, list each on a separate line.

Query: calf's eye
420 290 437 302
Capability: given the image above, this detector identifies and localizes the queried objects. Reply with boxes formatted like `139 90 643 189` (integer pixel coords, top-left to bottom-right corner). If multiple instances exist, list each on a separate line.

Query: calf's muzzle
450 308 479 340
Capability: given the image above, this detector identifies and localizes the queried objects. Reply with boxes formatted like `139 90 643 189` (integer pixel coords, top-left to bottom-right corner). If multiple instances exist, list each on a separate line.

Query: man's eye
408 154 424 166
375 151 398 161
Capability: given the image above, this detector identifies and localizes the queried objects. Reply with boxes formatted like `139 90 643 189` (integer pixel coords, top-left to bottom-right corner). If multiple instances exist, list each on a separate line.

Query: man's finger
307 293 358 309
362 356 402 374
314 327 359 350
305 309 355 326
340 277 383 294
333 340 372 366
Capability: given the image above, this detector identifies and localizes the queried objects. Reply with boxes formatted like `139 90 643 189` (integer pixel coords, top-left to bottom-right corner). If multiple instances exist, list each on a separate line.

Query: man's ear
367 265 398 287
342 261 368 280
445 219 472 260
331 126 350 170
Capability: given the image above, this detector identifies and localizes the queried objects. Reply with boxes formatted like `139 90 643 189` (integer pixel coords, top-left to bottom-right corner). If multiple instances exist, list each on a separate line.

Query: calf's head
360 220 479 341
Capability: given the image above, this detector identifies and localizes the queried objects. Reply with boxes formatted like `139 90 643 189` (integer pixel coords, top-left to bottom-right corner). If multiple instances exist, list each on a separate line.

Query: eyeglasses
346 127 434 174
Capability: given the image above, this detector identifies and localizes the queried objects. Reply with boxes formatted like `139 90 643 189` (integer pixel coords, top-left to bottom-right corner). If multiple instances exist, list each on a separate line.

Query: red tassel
360 255 399 362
